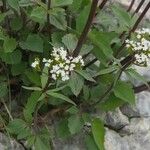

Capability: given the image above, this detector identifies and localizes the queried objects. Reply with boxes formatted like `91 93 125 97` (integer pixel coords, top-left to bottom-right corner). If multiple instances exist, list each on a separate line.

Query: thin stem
83 58 97 69
47 0 51 39
131 1 150 33
91 56 134 106
134 82 150 93
1 98 13 121
73 0 98 57
132 0 146 17
127 0 135 12
99 0 108 9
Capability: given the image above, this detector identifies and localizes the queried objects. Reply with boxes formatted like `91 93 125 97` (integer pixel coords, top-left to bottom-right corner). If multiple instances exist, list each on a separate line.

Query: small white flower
137 34 141 39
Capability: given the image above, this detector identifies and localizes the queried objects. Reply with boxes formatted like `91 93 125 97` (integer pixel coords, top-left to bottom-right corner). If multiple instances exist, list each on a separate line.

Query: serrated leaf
0 50 22 64
112 5 131 27
30 6 46 24
94 65 119 77
51 0 73 7
7 0 20 13
25 70 41 86
69 72 84 96
76 3 91 33
62 34 77 51
3 37 17 53
92 118 105 150
50 8 67 30
99 94 125 111
24 91 42 122
46 91 76 105
89 31 114 59
20 34 43 53
114 81 135 105
7 119 31 139
56 119 70 139
76 70 95 82
68 115 83 134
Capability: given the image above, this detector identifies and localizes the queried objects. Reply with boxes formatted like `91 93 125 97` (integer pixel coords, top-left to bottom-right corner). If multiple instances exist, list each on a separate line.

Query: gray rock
123 118 150 134
120 104 140 118
0 133 24 150
105 123 150 150
136 92 150 117
105 108 129 130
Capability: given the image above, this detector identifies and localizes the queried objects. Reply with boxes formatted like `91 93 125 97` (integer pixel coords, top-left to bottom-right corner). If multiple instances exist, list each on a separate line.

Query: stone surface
105 118 150 150
105 108 129 130
0 133 24 150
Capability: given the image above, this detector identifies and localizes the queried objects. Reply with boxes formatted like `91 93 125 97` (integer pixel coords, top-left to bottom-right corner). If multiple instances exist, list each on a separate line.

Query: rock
136 91 150 117
123 118 150 134
120 104 140 118
104 129 129 150
0 133 24 150
105 108 129 130
105 123 150 150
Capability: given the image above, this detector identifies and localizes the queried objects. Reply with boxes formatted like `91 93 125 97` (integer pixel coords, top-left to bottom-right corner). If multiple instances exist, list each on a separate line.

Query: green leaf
11 62 26 76
62 33 77 51
10 17 23 31
56 119 70 139
85 134 99 150
50 8 67 30
67 106 79 114
125 68 149 88
114 81 135 105
91 118 105 150
89 31 114 59
46 91 76 105
3 37 17 53
35 136 51 150
30 6 46 24
7 119 31 139
76 3 91 33
24 91 42 122
69 0 83 13
99 94 125 111
69 72 84 96
41 67 49 89
22 86 42 91
25 70 41 86
35 137 51 150
20 34 43 53
76 70 95 82
0 82 8 98
68 115 83 134
7 0 20 12
112 5 131 27
0 50 22 64
19 0 34 7
51 0 73 7
94 65 119 77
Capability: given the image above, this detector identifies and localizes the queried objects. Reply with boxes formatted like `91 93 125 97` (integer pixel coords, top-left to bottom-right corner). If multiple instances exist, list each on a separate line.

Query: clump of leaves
0 0 150 149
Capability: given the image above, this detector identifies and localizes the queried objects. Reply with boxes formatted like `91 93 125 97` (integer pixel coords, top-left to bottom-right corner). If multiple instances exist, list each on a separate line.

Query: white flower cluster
31 47 84 81
125 28 150 66
31 58 40 69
